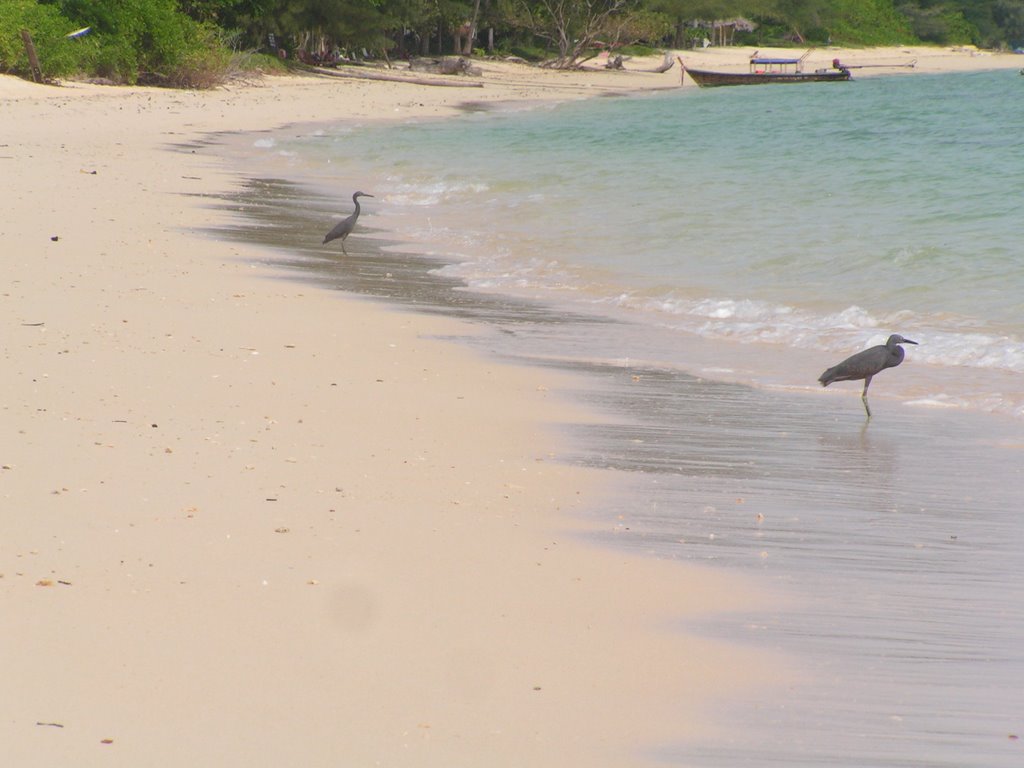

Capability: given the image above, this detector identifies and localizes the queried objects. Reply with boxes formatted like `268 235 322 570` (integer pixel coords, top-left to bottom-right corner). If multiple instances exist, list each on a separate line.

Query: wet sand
565 362 1024 766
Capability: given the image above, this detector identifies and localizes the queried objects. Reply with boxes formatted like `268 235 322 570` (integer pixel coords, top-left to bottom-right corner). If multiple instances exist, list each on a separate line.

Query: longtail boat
684 50 851 87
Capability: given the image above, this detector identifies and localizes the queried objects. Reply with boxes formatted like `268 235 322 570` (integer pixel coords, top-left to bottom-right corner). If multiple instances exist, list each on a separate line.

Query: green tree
512 0 647 66
178 0 242 22
647 0 750 47
262 0 411 54
766 0 830 42
825 0 913 44
993 0 1024 46
896 2 974 44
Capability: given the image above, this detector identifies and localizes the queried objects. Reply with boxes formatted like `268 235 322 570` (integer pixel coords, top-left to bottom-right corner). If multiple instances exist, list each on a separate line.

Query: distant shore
2 44 1021 121
1 43 1018 767
673 43 1023 78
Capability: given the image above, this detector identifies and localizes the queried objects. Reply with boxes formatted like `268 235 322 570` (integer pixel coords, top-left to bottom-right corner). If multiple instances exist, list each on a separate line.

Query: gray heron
323 191 374 255
819 334 918 418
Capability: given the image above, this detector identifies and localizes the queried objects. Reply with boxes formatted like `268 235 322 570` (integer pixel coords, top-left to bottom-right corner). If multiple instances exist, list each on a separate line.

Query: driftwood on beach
583 50 676 73
408 57 482 76
608 51 675 72
311 65 484 88
646 51 677 73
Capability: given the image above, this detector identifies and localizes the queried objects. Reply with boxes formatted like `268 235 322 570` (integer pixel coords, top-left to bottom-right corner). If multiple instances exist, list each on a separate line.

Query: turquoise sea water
224 68 1024 766
252 67 1024 418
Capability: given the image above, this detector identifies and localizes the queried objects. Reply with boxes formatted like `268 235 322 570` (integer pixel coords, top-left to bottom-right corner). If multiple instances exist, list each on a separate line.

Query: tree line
2 0 1022 85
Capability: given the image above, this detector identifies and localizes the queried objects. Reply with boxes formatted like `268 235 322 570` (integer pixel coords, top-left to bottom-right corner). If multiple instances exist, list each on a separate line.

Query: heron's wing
881 345 906 371
819 346 884 385
323 216 352 244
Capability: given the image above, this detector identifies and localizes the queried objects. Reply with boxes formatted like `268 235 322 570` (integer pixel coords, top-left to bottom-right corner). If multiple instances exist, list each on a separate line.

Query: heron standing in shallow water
819 334 918 418
323 191 374 255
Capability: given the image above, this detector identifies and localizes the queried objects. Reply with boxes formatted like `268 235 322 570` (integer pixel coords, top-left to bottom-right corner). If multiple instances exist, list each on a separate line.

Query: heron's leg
861 375 873 419
341 240 349 257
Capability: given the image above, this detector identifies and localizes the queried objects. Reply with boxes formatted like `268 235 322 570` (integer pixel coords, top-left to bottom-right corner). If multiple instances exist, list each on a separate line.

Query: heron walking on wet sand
323 191 374 255
818 334 918 418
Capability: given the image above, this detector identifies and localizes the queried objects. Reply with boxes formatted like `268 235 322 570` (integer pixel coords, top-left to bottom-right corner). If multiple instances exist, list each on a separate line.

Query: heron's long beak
904 339 918 345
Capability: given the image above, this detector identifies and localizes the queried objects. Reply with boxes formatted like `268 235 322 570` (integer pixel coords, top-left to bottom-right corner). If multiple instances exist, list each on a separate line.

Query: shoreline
206 62 1024 424
3 44 1020 765
1 51 783 767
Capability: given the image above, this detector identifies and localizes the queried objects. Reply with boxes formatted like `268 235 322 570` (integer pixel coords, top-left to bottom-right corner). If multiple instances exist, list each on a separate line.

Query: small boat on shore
684 51 851 87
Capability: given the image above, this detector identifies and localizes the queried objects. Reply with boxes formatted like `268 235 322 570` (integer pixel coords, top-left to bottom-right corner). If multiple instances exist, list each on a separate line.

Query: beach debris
100 738 114 744
312 65 484 88
36 722 64 728
36 579 54 587
274 527 290 534
20 30 43 82
409 57 481 77
647 52 676 73
50 235 59 241
591 50 675 73
842 59 916 70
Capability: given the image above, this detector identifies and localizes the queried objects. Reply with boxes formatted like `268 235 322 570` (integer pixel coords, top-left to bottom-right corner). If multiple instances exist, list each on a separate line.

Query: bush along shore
0 0 284 88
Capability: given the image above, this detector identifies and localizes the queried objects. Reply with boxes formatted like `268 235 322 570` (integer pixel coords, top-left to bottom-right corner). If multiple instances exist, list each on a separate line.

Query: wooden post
21 29 43 83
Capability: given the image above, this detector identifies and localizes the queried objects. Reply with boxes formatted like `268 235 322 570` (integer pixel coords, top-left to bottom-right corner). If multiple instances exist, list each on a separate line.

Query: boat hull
685 68 851 87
